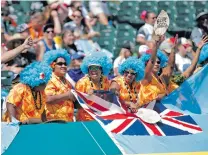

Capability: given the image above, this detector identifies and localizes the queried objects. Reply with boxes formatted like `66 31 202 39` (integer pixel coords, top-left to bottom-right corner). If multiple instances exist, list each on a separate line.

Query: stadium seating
194 1 208 15
1 71 14 86
139 1 158 14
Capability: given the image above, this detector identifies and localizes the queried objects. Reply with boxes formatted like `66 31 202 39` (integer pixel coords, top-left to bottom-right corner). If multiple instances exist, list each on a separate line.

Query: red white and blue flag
72 90 202 136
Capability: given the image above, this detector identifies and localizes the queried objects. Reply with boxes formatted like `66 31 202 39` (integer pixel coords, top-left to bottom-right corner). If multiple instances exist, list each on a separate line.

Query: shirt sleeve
137 27 146 38
45 81 57 96
6 84 25 107
75 78 86 93
191 28 202 46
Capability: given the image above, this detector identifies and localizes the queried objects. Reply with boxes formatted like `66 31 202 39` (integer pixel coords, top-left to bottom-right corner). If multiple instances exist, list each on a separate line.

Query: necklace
54 74 69 90
124 80 138 103
89 75 103 90
31 88 42 110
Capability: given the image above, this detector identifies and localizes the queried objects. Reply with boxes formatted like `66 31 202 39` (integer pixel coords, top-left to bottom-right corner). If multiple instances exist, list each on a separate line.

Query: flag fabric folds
73 90 202 137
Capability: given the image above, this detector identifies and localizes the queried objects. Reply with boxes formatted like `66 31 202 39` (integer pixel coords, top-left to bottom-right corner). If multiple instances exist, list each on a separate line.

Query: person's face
201 14 208 27
30 12 44 27
88 65 102 81
73 11 83 25
153 57 160 73
89 13 98 26
54 58 67 77
44 28 54 40
146 13 157 25
124 69 137 84
21 30 30 39
63 31 75 45
73 58 83 68
122 48 132 58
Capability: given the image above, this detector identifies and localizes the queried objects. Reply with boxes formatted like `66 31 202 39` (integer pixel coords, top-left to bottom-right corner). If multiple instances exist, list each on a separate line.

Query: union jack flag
72 90 202 136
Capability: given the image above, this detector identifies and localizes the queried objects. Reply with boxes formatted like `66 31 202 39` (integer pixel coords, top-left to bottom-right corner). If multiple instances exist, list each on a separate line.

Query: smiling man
43 49 75 122
75 51 112 121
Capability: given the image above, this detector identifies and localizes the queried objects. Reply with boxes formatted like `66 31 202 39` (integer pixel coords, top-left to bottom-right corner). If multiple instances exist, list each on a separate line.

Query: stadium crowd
1 0 208 124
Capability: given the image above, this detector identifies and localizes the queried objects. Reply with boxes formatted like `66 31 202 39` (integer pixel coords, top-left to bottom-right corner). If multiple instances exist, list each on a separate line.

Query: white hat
159 40 172 54
139 45 149 55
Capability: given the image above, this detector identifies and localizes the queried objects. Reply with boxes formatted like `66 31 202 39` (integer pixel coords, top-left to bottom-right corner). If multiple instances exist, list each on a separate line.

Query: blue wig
81 51 112 76
20 62 52 88
43 49 71 65
198 43 208 64
118 57 145 82
140 49 168 68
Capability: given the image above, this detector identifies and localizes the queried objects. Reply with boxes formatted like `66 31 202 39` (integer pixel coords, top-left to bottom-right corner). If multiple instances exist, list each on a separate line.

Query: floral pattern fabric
3 83 46 122
45 73 74 122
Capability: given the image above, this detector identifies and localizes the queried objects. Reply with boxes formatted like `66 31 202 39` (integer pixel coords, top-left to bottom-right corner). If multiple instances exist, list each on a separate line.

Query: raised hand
22 37 33 50
87 89 94 96
172 34 178 49
198 35 208 50
129 102 138 113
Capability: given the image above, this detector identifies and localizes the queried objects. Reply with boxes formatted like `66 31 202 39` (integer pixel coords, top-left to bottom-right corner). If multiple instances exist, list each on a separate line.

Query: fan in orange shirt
75 51 112 121
43 49 75 122
110 57 145 113
139 37 178 107
3 62 52 124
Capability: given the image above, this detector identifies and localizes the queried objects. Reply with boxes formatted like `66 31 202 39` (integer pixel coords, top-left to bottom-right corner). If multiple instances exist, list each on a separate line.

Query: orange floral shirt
75 76 110 93
45 73 74 122
3 83 46 122
139 74 178 106
75 75 110 121
112 76 140 103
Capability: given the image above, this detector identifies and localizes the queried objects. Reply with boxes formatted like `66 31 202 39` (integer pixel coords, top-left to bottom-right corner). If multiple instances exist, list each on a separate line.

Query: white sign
154 10 170 36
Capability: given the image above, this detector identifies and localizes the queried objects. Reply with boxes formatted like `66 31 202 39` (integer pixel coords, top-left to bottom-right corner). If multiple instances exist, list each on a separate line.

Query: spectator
191 12 208 47
113 42 133 76
139 38 178 106
3 35 36 74
28 2 48 41
1 37 33 64
62 29 78 54
2 62 52 124
89 1 109 25
64 9 85 38
16 23 30 39
29 3 61 43
75 51 112 121
175 37 192 73
136 11 157 45
66 52 85 87
110 57 144 113
64 9 99 40
36 23 57 61
43 49 75 122
172 36 208 85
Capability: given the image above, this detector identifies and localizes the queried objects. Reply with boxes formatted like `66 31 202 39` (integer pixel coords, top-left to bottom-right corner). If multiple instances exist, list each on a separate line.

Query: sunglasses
156 60 160 64
73 15 82 18
56 62 67 66
124 71 137 76
89 66 101 71
46 30 54 34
